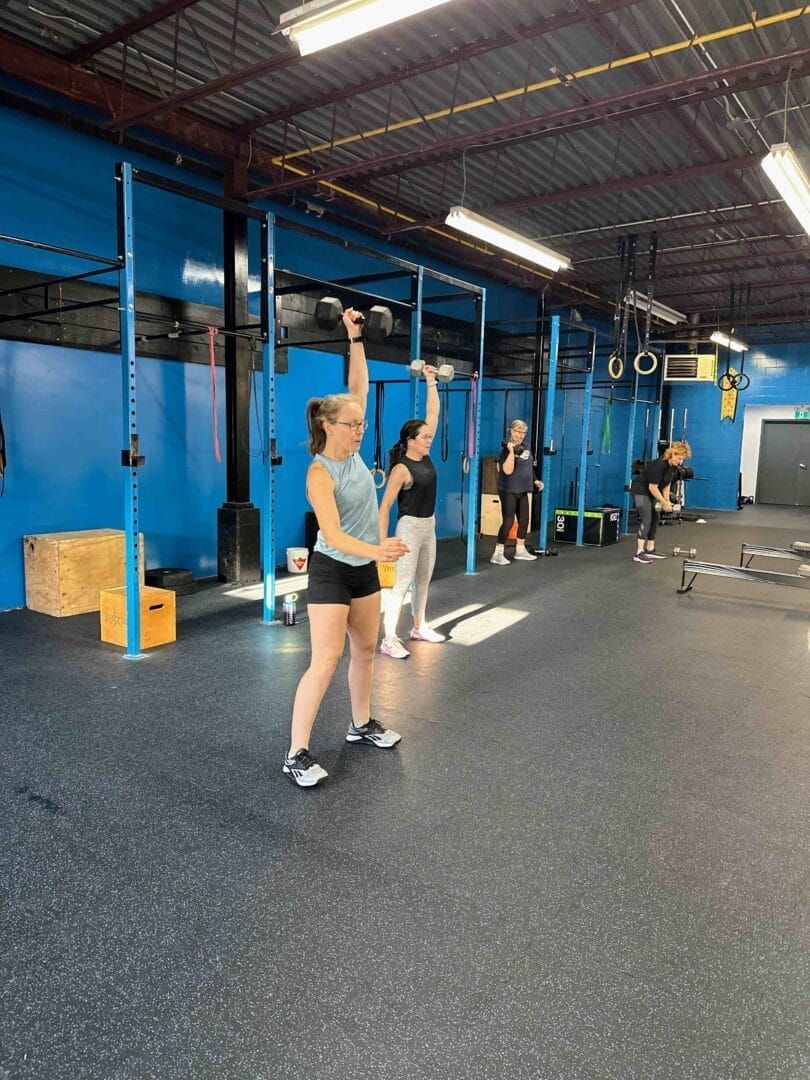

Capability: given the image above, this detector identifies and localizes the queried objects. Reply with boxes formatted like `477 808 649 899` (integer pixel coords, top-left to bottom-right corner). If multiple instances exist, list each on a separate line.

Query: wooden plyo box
24 529 145 617
99 586 176 650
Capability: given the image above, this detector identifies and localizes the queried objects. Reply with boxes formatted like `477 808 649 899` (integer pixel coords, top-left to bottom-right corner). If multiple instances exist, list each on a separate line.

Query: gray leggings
383 514 437 638
634 494 660 541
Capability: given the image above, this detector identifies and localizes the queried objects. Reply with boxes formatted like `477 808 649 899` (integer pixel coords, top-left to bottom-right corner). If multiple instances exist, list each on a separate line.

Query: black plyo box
554 507 621 546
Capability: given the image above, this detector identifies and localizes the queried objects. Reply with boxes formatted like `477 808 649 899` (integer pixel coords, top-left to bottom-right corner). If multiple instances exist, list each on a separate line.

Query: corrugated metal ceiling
0 0 808 322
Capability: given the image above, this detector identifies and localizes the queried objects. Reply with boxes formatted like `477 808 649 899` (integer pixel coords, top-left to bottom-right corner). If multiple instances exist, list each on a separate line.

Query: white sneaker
513 547 537 561
282 748 328 788
380 636 409 659
409 625 446 643
346 718 402 747
490 552 510 565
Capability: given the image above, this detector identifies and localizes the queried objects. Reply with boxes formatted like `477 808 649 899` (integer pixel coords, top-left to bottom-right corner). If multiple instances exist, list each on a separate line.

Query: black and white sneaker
346 718 401 748
282 748 328 787
645 550 667 560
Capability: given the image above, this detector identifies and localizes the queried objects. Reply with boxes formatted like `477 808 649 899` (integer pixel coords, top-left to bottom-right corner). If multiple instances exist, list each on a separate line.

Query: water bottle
283 594 297 626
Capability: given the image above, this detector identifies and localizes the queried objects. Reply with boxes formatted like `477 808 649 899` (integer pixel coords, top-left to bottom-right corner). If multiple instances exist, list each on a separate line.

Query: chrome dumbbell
409 358 455 382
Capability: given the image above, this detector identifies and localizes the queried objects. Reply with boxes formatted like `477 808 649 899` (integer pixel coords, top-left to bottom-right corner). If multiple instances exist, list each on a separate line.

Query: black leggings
633 494 660 541
497 491 530 543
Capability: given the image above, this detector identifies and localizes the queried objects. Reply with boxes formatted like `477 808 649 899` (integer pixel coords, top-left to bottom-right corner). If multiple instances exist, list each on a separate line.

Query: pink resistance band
208 327 222 463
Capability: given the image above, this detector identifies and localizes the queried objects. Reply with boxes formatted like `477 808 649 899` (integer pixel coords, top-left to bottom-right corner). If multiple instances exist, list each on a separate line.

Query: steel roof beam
106 0 645 134
67 0 205 65
250 49 809 200
659 275 810 300
384 154 764 236
233 0 643 136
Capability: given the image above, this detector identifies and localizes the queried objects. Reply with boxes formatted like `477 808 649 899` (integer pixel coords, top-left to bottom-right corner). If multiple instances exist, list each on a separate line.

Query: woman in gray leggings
378 364 445 659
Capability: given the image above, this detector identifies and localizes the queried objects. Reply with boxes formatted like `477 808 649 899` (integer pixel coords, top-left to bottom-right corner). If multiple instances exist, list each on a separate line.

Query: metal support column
465 289 486 574
218 159 260 583
115 162 143 659
260 212 277 624
409 266 423 417
538 315 560 549
575 332 596 545
621 366 641 534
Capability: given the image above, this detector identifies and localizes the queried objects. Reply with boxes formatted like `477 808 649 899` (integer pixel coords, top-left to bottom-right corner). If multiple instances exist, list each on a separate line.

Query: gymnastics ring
371 467 386 490
607 353 624 380
718 371 739 392
633 350 659 376
461 456 470 474
735 372 750 391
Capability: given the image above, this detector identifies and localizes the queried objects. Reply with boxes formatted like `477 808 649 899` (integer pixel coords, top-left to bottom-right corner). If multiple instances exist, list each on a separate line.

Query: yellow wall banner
720 368 739 421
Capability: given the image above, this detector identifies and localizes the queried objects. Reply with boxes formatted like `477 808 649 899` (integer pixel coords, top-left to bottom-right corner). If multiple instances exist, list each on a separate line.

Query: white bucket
286 547 309 574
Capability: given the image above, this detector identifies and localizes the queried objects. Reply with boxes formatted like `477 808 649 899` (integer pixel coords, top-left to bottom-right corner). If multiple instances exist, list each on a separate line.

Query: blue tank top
313 453 380 566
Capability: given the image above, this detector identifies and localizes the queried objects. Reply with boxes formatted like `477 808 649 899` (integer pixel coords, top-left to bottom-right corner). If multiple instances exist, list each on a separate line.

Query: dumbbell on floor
673 546 697 557
409 357 455 382
314 297 393 342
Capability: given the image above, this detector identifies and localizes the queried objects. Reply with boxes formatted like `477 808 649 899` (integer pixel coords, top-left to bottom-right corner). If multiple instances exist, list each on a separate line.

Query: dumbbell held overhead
409 357 455 382
315 296 394 342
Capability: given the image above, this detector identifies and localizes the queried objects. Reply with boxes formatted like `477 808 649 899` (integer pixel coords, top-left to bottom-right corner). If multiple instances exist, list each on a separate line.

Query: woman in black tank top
378 365 446 659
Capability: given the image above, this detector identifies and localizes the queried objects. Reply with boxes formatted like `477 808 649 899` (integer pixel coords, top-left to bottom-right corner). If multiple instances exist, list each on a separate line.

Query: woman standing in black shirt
490 419 544 565
378 365 445 659
630 441 691 564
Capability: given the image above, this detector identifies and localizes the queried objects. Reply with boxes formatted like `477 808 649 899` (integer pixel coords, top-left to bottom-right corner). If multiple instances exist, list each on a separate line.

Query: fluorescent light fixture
761 142 810 236
710 330 747 352
279 0 453 56
626 290 686 326
444 206 572 273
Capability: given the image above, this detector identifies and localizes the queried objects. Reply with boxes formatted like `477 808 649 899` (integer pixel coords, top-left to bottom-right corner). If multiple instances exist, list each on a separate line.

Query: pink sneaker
380 636 409 659
409 625 446 643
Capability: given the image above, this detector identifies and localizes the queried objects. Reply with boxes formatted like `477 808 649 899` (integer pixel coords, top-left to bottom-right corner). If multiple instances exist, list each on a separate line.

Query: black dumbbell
672 546 697 557
314 297 393 342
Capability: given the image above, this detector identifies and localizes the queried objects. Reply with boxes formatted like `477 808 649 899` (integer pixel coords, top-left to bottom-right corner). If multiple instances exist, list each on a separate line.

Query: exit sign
795 407 810 420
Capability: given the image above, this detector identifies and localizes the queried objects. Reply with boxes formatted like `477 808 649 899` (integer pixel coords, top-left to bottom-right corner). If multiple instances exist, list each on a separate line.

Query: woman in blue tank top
283 308 409 789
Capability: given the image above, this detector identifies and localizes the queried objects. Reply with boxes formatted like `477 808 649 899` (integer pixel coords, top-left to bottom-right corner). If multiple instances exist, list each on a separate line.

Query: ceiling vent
663 354 717 382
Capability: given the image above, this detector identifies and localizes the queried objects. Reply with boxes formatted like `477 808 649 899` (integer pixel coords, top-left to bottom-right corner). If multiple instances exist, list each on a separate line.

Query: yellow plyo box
100 585 176 650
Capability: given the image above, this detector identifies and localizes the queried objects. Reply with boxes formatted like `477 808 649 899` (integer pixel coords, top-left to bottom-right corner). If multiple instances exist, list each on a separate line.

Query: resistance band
208 327 222 464
440 381 450 463
372 382 386 487
600 389 613 455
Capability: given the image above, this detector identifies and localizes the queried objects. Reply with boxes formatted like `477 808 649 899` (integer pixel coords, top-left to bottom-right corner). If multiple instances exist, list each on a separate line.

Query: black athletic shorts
307 551 380 606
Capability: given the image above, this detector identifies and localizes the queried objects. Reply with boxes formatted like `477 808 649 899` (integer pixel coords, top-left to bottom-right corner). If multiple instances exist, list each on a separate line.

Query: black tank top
397 455 437 518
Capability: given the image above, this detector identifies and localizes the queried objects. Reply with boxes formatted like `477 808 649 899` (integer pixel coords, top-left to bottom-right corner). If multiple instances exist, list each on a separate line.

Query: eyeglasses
330 419 368 432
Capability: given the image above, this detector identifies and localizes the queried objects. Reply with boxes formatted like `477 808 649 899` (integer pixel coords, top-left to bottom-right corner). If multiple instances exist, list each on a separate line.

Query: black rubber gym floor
2 507 809 1079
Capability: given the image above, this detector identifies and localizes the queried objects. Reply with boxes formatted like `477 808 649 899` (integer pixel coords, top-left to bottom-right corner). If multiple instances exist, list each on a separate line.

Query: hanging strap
641 232 658 353
611 237 626 357
371 382 386 487
208 327 222 464
440 381 450 462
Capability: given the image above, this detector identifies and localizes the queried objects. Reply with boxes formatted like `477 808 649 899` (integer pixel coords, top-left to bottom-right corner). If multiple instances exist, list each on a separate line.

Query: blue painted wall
667 341 810 510
0 103 537 610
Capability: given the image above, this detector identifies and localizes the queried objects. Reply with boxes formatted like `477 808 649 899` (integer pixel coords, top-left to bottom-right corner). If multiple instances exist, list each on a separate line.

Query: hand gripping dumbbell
409 357 455 382
314 297 394 342
672 546 697 557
